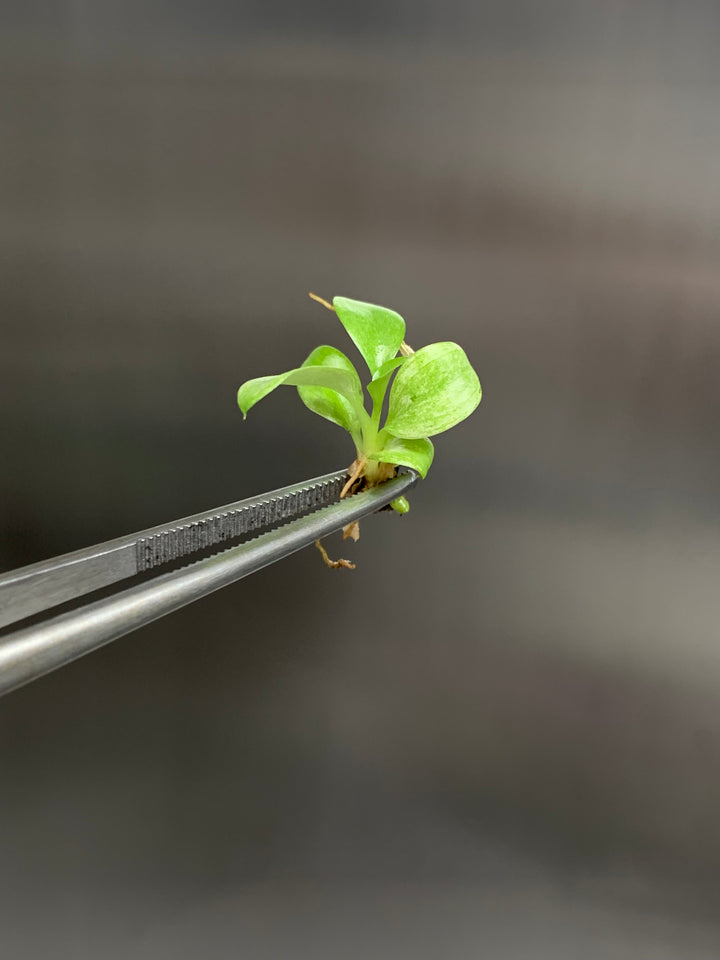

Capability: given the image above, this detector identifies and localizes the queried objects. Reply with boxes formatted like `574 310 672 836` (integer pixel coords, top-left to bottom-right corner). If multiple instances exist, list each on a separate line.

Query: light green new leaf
367 355 408 410
297 345 364 436
385 342 481 439
372 356 408 382
238 362 364 420
369 436 435 478
333 296 406 378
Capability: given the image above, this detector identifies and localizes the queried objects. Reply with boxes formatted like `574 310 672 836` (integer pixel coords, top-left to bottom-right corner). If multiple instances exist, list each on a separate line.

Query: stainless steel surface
0 469 348 629
0 470 417 696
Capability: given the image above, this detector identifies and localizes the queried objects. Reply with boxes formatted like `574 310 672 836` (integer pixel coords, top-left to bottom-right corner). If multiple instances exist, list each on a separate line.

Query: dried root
308 292 335 311
340 457 367 499
315 539 356 570
316 456 400 570
342 520 360 542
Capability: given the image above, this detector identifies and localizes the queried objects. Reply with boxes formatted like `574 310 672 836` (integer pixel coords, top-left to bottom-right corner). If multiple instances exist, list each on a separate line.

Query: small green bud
390 496 410 515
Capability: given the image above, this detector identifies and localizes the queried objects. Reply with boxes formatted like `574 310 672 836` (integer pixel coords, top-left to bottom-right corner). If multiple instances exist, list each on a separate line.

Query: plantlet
237 294 481 564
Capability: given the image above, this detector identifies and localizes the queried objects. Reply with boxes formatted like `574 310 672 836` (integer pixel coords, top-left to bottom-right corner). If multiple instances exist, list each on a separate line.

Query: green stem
369 372 392 426
359 371 393 461
356 407 376 462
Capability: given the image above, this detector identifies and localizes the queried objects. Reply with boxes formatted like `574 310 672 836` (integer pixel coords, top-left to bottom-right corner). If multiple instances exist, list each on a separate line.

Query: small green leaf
297 346 364 436
385 342 481 439
372 356 408 382
333 296 406 377
238 363 364 420
367 356 408 411
369 436 434 478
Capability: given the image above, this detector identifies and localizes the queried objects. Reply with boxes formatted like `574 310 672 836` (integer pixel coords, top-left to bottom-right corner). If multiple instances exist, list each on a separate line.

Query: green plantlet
237 294 481 563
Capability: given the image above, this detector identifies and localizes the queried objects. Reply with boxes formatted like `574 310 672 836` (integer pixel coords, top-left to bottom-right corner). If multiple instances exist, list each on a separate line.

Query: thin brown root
315 539 356 570
340 457 367 499
342 520 360 542
308 292 335 312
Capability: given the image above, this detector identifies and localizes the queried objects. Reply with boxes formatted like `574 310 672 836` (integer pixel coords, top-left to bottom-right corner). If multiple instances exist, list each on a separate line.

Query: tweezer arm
0 468 348 630
0 471 417 697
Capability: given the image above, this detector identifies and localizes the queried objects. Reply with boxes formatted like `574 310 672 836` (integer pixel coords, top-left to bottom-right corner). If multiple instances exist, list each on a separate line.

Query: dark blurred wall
2 3 720 958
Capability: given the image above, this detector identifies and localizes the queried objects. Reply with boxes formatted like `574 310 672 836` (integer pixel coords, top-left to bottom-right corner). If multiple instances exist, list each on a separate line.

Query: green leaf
238 362 364 420
333 296 406 377
372 356 408 382
368 436 434 478
296 346 364 436
367 355 408 411
385 342 481 439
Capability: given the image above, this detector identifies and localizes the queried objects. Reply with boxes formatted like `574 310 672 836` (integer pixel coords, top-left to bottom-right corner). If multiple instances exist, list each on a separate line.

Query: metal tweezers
0 468 418 697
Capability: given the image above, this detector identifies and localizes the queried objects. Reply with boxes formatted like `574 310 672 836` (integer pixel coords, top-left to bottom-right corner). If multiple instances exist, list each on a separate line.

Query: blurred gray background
2 2 720 957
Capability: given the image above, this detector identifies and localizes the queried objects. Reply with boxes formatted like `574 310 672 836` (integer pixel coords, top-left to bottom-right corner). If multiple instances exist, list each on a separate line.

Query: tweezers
0 467 418 697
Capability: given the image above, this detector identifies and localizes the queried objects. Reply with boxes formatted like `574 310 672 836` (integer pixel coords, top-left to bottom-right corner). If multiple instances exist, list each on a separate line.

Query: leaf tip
236 387 250 418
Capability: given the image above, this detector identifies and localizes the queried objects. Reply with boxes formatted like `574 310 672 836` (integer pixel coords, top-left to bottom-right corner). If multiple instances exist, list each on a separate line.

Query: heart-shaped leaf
370 436 434 478
333 296 406 378
385 342 481 439
297 346 364 436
